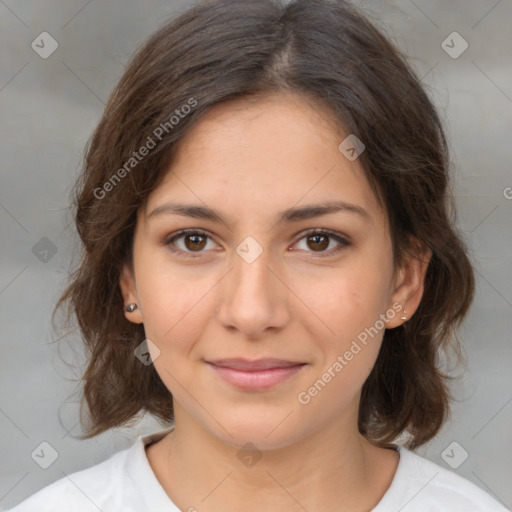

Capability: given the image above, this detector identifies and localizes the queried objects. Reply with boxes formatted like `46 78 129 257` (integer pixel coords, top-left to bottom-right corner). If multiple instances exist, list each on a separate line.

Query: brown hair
55 0 474 450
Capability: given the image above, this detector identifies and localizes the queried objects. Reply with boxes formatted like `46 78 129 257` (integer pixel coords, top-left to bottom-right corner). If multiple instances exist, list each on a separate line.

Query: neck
147 400 399 511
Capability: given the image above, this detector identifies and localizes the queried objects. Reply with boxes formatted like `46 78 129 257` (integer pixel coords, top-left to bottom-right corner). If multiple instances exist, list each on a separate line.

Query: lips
207 358 306 370
205 358 306 390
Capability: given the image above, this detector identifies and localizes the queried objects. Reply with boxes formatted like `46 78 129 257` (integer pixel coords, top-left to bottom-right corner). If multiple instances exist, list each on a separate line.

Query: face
121 92 427 450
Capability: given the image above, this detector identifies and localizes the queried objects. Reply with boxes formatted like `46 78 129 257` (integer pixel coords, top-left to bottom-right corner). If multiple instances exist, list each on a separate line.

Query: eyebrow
147 200 370 225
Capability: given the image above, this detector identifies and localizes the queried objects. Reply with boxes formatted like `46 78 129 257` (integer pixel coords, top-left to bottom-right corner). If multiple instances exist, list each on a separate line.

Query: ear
385 237 432 329
119 263 143 324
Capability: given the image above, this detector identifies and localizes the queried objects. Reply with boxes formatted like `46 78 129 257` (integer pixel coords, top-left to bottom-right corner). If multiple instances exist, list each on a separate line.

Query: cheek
297 260 390 338
133 248 210 346
139 281 210 346
134 262 238 395
294 272 388 413
292 251 392 390
135 264 213 393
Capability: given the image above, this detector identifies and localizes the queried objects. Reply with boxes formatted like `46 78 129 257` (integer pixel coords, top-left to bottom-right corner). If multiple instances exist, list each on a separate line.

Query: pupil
186 233 206 251
309 234 328 251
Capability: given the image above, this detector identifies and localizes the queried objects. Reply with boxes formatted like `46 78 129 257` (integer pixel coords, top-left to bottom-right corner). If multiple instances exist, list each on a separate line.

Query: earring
400 309 407 321
125 303 138 312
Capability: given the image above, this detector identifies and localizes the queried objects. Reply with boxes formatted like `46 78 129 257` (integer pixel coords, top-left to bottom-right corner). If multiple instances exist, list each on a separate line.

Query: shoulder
6 445 134 512
375 445 510 511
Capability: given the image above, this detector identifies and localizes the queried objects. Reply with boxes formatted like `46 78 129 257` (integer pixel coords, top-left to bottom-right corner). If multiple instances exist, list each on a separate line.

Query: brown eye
164 229 217 257
293 229 350 256
184 232 207 251
306 233 330 251
164 228 349 259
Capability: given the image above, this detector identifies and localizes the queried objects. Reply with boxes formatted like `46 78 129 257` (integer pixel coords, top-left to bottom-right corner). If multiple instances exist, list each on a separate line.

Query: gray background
1 0 511 509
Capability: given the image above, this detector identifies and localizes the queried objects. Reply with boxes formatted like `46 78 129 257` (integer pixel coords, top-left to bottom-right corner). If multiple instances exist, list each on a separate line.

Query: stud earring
400 309 407 321
125 303 138 312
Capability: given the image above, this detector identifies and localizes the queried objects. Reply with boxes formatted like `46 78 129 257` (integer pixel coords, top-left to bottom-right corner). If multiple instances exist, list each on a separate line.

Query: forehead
175 92 345 160
144 92 385 228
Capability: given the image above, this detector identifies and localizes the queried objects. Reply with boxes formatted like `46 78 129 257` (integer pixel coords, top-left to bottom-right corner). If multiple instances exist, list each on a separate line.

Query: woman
8 0 509 510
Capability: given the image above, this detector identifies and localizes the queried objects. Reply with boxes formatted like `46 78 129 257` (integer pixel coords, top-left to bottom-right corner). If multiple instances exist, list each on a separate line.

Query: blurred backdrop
1 0 511 509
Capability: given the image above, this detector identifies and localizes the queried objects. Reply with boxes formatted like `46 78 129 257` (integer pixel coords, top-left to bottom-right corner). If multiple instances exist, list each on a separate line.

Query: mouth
205 359 307 391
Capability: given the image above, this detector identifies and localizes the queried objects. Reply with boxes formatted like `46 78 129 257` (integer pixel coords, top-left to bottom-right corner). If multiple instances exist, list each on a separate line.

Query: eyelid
291 228 350 256
163 228 350 258
163 229 220 258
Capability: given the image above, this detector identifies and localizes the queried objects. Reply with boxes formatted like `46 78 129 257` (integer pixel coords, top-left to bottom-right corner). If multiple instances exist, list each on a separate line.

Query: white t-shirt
6 426 510 512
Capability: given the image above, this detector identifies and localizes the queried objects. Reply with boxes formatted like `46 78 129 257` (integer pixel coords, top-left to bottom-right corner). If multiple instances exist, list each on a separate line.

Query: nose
216 246 291 339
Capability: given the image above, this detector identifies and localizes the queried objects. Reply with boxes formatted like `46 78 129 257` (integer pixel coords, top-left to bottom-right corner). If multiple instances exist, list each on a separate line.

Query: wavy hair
54 0 475 450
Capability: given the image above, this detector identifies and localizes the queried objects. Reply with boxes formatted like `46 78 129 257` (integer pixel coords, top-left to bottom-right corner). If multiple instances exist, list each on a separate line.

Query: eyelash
162 228 350 259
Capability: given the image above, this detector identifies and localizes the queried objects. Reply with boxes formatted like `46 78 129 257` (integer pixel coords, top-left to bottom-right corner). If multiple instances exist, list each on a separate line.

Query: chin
205 410 305 452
